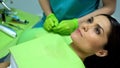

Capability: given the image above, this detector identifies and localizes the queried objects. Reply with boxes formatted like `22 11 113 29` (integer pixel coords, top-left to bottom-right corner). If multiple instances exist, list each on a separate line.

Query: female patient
1 14 120 68
72 14 120 68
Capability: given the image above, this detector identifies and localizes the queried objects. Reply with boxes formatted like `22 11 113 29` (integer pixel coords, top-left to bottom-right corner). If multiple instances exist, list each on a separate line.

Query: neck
70 43 88 61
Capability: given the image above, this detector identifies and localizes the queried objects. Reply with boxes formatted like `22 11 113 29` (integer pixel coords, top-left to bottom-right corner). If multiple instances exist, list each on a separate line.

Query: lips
76 29 83 37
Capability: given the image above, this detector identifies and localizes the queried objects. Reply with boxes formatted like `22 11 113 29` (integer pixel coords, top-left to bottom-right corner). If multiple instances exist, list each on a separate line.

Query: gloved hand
43 13 59 31
53 19 78 35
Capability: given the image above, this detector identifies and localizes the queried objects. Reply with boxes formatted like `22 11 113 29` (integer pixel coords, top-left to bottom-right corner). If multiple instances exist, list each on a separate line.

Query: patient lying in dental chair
2 14 120 68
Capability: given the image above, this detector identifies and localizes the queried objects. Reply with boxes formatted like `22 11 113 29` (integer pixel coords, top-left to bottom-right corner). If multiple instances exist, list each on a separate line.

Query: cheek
85 32 105 50
71 31 93 52
71 30 107 54
86 34 99 45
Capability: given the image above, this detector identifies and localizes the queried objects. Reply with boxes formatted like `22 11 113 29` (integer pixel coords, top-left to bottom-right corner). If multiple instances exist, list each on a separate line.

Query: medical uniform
34 0 100 27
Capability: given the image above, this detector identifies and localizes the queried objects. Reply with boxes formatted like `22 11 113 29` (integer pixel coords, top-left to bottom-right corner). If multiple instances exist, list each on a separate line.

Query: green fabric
10 34 85 68
17 28 72 45
0 9 40 58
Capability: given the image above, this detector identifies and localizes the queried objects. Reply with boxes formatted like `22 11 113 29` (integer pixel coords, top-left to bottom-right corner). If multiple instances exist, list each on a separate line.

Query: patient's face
71 15 111 55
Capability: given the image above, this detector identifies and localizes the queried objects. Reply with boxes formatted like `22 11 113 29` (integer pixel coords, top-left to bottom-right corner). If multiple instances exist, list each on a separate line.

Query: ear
95 49 108 57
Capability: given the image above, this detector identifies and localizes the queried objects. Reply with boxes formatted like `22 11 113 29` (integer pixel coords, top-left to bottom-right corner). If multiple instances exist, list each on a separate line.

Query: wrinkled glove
43 13 59 31
53 19 78 35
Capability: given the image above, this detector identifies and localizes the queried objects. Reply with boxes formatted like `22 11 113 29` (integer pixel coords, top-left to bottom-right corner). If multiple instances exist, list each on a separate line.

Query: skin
39 0 116 22
70 15 111 61
78 0 116 23
0 62 10 68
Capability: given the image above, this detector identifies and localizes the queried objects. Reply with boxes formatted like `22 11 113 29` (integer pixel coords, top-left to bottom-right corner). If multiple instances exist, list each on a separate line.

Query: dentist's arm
78 0 116 23
38 0 59 31
52 0 116 35
39 0 52 16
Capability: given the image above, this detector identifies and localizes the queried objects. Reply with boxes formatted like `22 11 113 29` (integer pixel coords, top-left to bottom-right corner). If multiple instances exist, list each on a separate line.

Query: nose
81 24 88 32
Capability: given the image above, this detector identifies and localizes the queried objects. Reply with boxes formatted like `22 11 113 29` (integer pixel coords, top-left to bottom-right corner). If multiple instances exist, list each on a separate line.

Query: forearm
78 6 116 23
78 0 116 23
39 0 52 16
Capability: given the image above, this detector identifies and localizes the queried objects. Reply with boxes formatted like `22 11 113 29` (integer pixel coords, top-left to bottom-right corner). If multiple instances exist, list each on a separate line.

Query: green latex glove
53 19 78 35
43 13 59 31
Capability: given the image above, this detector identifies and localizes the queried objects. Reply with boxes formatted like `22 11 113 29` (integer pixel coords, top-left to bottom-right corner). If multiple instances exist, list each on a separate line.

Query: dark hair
84 14 120 68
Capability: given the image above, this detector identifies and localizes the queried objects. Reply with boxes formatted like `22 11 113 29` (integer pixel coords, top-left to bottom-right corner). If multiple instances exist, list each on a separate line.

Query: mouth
76 29 83 37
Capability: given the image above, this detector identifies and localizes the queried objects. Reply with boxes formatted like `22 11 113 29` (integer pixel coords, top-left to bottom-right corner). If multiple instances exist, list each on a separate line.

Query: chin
71 31 78 42
71 30 79 37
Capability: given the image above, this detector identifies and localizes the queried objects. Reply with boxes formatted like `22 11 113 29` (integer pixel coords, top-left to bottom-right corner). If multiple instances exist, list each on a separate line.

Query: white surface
5 0 43 16
9 55 18 68
112 1 120 22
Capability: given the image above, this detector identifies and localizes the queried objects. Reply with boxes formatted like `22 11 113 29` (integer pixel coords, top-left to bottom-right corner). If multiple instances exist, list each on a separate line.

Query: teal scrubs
34 0 100 27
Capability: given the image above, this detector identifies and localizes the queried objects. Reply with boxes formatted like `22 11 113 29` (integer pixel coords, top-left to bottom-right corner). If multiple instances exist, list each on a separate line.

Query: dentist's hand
53 19 78 35
43 13 59 31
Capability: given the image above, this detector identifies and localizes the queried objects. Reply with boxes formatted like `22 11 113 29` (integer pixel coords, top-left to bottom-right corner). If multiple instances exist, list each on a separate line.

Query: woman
84 15 120 68
34 0 116 35
2 14 120 68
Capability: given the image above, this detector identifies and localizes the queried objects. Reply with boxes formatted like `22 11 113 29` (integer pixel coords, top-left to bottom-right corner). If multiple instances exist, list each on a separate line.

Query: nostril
82 27 87 32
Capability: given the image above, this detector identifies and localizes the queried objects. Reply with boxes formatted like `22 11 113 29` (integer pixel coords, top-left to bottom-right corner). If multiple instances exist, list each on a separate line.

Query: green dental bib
10 34 85 68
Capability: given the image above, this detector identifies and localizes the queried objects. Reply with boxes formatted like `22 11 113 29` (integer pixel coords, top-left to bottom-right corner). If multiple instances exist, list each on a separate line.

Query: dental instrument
0 25 17 38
